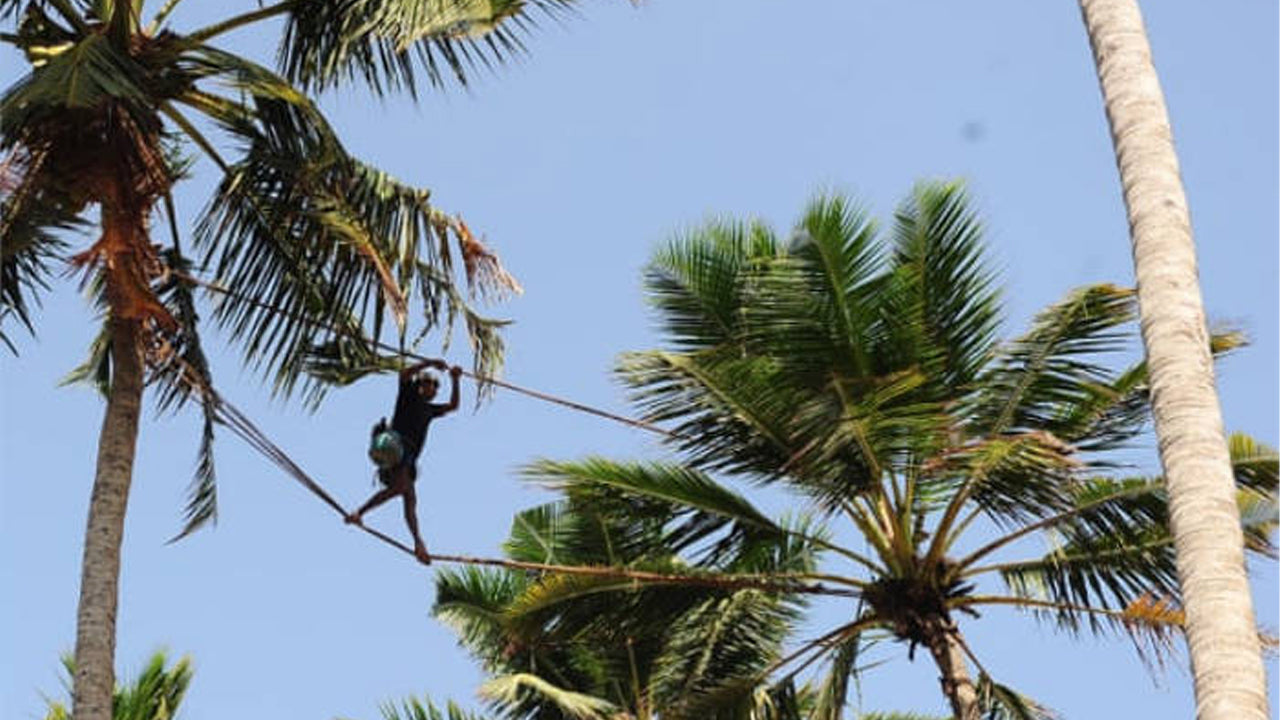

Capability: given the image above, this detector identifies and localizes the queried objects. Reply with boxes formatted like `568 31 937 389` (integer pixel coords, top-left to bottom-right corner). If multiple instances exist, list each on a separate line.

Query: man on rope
346 357 462 564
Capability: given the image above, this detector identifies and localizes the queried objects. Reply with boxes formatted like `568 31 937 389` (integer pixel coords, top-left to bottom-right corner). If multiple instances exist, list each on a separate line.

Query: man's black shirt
391 375 448 463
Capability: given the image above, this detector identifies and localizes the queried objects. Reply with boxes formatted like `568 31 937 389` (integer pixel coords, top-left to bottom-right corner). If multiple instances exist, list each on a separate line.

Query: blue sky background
2 2 1276 718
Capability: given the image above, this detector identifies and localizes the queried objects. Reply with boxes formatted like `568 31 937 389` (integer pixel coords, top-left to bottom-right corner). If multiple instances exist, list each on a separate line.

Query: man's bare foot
345 512 363 526
414 545 432 565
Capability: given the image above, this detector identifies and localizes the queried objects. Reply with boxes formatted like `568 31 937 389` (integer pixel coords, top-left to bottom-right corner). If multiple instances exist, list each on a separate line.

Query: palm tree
43 650 193 720
433 500 822 719
500 184 1276 719
1 2 571 719
1073 3 1267 717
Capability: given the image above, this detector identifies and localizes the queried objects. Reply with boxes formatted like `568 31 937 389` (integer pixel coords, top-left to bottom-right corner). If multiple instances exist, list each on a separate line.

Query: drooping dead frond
451 214 522 301
1119 593 1184 674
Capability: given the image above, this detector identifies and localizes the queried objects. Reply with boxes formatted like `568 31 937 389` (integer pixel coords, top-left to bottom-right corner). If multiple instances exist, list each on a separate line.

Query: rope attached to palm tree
167 357 853 598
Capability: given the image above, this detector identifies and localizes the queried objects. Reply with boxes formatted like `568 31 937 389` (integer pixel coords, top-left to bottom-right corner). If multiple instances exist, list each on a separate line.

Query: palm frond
619 350 806 484
1048 330 1245 455
433 565 527 668
747 193 882 382
884 180 1000 396
169 409 218 541
60 319 112 397
45 650 194 720
503 501 570 564
373 696 494 720
188 50 508 401
523 457 785 559
808 630 864 720
975 674 1057 720
654 584 805 716
1 33 147 134
478 673 617 720
279 0 576 97
972 283 1136 438
0 150 82 352
1229 432 1280 497
645 217 780 352
931 431 1079 528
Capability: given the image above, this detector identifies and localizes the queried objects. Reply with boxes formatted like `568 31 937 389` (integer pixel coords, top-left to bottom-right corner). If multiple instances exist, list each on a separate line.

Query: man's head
417 373 440 400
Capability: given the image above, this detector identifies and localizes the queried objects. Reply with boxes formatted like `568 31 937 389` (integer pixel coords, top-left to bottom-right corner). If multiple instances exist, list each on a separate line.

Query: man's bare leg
346 472 402 525
402 482 431 564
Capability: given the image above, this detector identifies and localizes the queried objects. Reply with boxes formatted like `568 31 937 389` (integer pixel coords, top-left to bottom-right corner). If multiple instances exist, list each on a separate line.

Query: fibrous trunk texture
72 301 146 716
923 618 979 720
1077 2 1265 718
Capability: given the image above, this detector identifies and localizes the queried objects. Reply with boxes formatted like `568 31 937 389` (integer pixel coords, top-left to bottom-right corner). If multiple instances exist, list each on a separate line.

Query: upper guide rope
171 270 679 440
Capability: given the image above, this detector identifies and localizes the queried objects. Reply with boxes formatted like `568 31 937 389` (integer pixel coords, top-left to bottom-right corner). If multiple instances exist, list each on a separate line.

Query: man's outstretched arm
439 365 463 413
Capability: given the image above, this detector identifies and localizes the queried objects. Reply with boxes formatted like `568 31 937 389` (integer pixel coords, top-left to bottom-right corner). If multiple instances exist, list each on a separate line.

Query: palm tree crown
463 183 1276 719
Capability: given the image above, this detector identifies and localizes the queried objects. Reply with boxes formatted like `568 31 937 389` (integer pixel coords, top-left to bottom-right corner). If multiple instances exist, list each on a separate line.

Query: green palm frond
503 501 572 564
748 193 883 382
45 650 194 720
959 476 1183 638
523 457 787 561
990 519 1179 631
60 319 112 396
371 696 494 720
500 561 734 631
1 33 148 133
1048 330 1245 456
1229 432 1280 497
279 0 576 97
808 630 865 720
934 431 1079 527
0 150 82 352
478 673 618 720
189 54 501 401
645 218 781 352
433 565 527 667
884 181 1000 396
975 673 1057 720
947 455 1274 677
972 283 1136 438
621 351 828 498
654 585 802 715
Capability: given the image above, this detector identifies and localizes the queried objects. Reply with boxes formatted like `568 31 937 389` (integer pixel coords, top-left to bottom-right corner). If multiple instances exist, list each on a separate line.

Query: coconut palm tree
43 650 193 720
1075 2 1264 712
500 184 1277 719
433 499 824 719
1 2 571 719
1074 3 1267 718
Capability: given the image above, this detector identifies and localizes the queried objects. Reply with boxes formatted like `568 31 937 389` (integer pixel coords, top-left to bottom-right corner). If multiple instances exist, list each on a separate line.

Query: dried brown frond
1120 593 1184 674
452 215 522 300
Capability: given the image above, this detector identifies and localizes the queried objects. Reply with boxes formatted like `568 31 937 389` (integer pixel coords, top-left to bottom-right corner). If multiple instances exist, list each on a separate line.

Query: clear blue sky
2 2 1276 718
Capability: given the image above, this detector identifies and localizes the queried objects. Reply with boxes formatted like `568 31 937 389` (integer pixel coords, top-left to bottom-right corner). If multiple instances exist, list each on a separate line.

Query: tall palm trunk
1077 2 1266 718
72 201 148 720
922 618 979 720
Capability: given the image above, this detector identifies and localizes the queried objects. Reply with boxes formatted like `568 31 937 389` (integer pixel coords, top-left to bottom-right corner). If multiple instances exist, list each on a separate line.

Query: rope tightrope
170 360 855 599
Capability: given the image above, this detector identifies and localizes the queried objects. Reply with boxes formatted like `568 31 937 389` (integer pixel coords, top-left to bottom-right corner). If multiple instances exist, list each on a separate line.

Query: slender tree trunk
71 312 145 717
922 618 979 720
1077 2 1266 719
